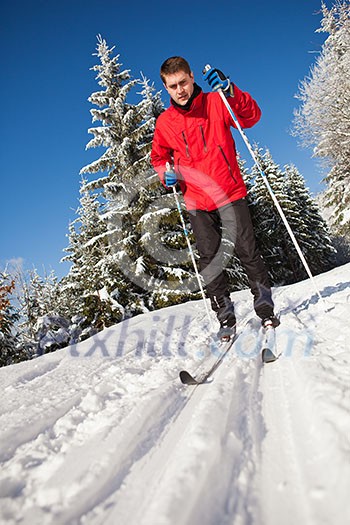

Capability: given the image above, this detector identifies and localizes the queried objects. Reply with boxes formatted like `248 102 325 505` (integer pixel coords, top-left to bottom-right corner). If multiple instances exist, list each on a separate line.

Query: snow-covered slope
1 264 350 525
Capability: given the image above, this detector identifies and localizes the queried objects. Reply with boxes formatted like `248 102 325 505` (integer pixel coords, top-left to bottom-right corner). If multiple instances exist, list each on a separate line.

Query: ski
262 347 278 363
179 334 238 385
261 324 278 363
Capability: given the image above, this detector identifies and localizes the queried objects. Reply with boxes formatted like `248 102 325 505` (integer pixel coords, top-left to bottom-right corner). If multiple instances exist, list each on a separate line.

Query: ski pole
167 164 214 331
202 64 324 305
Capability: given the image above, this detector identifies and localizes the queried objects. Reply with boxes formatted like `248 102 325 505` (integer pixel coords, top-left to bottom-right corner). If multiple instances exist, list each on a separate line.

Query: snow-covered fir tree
27 269 61 320
13 268 82 357
315 190 350 265
247 147 335 284
248 147 296 284
78 35 200 316
17 268 60 350
283 163 335 275
61 177 124 333
80 35 146 187
293 0 350 236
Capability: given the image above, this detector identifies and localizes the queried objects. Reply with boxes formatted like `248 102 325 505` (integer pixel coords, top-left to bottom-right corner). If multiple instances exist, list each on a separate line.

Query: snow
0 263 350 525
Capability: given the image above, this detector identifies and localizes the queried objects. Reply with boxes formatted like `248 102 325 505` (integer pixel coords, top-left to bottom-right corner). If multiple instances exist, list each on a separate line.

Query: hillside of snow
0 263 349 525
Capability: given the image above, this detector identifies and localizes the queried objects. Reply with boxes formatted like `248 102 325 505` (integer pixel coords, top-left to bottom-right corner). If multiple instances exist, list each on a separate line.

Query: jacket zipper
182 131 190 158
218 145 237 183
199 125 207 152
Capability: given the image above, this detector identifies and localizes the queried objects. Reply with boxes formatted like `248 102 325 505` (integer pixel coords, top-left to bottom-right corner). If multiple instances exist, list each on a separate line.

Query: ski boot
216 300 236 342
261 315 280 329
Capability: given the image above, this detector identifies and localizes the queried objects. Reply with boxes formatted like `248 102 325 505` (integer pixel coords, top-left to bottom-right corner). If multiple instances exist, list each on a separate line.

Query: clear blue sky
1 0 332 279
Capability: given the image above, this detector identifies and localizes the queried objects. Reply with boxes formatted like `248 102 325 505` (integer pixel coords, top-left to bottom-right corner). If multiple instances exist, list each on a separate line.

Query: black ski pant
188 198 274 320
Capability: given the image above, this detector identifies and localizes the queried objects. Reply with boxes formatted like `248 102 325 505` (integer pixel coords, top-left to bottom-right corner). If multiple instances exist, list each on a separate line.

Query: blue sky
1 0 332 279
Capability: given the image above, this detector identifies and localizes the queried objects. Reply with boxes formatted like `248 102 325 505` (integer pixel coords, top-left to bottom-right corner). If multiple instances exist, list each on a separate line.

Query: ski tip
262 348 279 364
179 370 198 385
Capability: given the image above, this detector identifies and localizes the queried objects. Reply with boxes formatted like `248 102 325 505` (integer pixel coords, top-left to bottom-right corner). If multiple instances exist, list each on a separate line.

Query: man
151 56 279 337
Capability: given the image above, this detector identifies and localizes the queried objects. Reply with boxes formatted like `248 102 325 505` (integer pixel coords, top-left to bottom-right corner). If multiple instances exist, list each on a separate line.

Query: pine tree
283 163 336 275
249 147 296 284
61 177 124 333
78 35 200 316
293 1 350 236
13 267 79 357
19 268 60 345
247 146 336 284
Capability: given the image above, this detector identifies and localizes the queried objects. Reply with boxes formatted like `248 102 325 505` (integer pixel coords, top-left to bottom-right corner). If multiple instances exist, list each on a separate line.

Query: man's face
163 70 195 106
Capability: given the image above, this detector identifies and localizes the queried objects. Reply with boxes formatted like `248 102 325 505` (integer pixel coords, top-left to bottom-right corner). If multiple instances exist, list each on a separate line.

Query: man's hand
164 170 177 188
203 66 230 92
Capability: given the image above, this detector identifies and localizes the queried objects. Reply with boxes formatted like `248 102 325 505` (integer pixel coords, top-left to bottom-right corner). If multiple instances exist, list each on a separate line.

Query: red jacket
151 84 261 211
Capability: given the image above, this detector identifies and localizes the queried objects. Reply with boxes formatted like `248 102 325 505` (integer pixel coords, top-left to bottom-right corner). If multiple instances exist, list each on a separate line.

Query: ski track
0 267 350 524
97 325 261 525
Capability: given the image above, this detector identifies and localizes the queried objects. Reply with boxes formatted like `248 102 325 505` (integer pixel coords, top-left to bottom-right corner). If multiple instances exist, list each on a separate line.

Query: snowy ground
0 264 349 525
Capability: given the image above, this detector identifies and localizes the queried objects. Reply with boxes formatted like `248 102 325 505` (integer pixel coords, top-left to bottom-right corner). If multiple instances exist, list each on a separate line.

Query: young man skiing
151 56 279 337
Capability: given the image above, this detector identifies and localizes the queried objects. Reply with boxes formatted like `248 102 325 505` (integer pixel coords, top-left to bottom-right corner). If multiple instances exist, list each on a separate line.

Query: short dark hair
160 56 192 83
